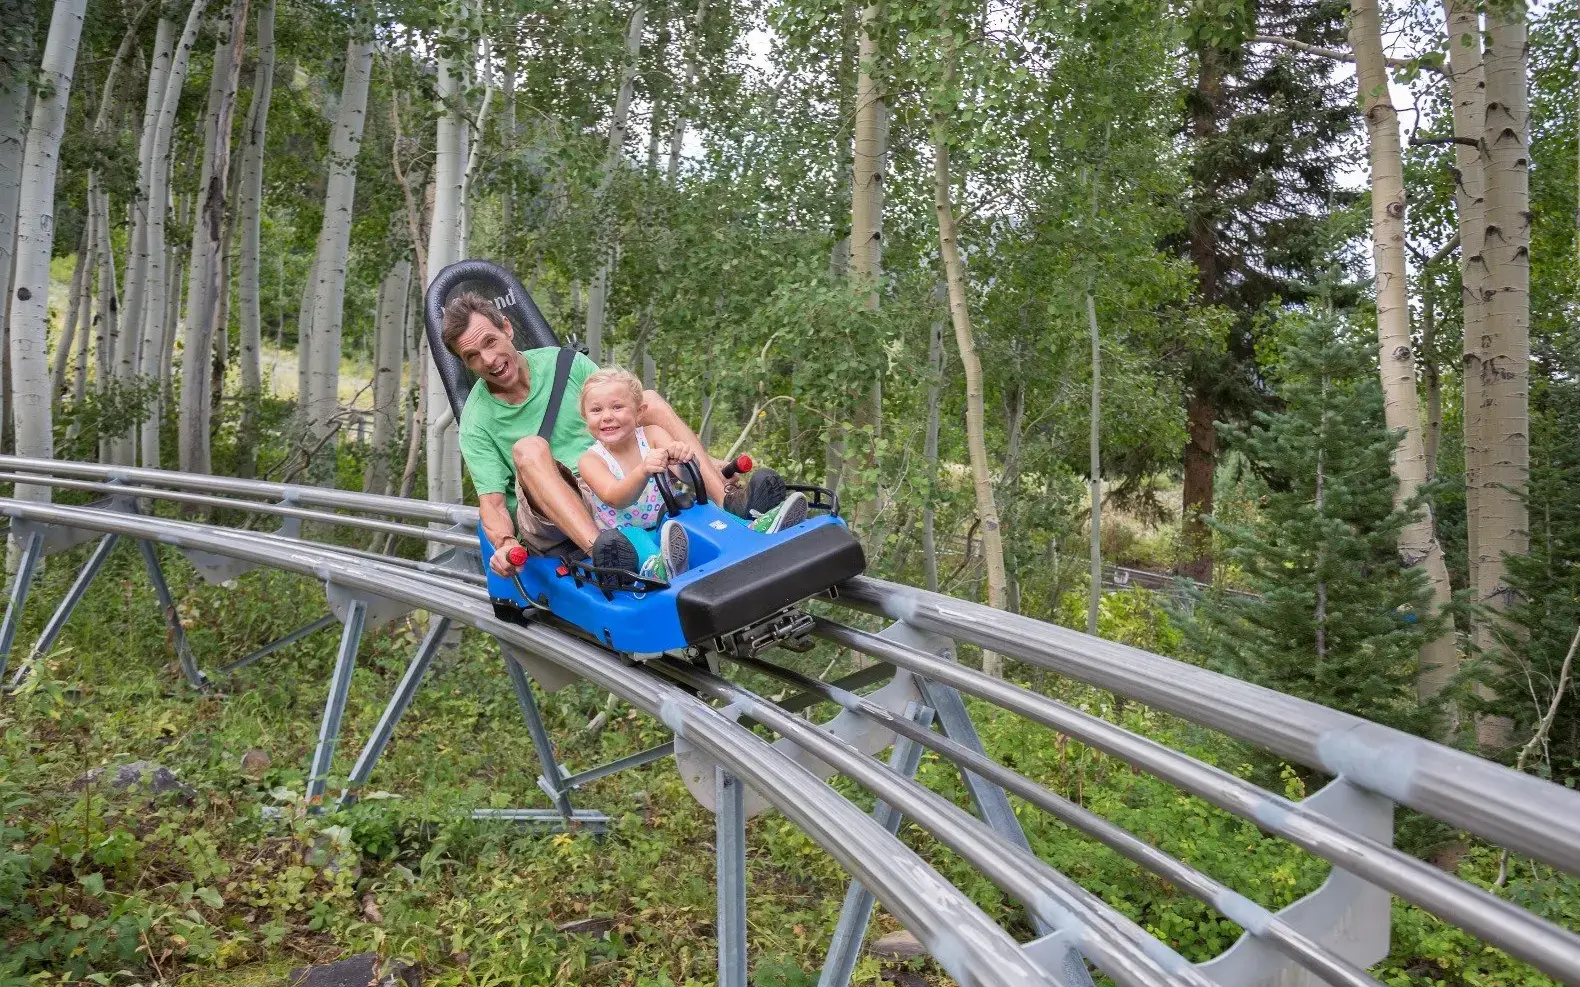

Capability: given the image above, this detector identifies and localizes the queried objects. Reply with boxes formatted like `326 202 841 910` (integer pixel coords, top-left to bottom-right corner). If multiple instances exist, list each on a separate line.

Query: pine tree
1479 379 1580 782
1186 314 1444 736
1178 0 1358 582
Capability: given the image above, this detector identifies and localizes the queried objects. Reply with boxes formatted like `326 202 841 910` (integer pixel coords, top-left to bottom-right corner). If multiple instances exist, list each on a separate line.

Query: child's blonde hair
580 367 645 414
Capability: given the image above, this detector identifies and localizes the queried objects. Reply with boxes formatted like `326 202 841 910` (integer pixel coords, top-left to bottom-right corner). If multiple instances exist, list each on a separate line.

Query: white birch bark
51 226 90 402
665 0 707 182
921 283 945 593
93 186 124 463
1443 0 1486 621
850 2 883 292
177 0 248 474
140 0 207 468
366 258 410 493
584 4 646 362
72 237 92 405
932 31 1007 678
235 0 273 476
1349 0 1459 703
7 0 88 501
0 7 32 430
301 32 374 454
121 16 175 398
1474 0 1530 749
426 28 466 512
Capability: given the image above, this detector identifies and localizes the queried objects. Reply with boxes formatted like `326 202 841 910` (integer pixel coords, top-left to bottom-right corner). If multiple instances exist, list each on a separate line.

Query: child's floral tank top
588 427 667 531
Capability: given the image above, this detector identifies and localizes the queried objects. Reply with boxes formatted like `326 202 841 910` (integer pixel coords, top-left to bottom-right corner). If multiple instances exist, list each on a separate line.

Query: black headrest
424 260 562 418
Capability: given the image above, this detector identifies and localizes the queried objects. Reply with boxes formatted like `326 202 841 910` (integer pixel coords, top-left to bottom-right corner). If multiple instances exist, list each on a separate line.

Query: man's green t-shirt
458 347 599 514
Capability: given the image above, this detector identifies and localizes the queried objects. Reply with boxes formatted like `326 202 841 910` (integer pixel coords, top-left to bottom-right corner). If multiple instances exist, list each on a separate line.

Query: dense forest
0 0 1577 981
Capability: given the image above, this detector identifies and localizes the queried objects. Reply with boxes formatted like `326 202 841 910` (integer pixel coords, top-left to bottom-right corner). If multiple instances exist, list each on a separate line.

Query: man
442 292 782 579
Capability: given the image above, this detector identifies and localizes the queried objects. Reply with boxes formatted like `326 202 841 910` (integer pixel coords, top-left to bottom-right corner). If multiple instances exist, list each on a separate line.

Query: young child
577 369 805 580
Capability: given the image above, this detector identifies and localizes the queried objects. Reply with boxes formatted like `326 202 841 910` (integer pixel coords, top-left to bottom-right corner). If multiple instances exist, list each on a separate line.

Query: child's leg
618 525 660 569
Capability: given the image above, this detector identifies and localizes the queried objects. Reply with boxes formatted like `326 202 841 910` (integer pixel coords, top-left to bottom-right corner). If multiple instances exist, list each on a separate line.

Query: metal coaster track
1 454 1577 987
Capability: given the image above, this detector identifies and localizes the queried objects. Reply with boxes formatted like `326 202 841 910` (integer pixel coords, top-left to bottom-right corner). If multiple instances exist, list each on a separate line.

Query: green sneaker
748 506 780 534
751 491 809 534
639 555 668 581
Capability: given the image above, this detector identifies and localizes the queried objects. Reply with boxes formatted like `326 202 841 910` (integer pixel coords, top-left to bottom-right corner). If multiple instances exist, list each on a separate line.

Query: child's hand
642 448 673 475
667 442 692 465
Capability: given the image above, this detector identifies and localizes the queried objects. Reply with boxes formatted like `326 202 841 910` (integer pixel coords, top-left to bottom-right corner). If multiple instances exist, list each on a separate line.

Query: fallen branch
1495 621 1579 886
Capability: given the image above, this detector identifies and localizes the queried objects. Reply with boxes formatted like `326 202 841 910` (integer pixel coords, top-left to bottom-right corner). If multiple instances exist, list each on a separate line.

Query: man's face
455 314 521 391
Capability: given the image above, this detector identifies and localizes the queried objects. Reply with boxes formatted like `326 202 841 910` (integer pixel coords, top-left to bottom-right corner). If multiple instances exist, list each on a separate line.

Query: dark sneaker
728 466 787 519
592 529 639 581
659 519 689 576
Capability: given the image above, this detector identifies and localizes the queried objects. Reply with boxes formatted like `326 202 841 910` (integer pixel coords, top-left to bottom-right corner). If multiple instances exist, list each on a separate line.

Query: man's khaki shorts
514 461 600 553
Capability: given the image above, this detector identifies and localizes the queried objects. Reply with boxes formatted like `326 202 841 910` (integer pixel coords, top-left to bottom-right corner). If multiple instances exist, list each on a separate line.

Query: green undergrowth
1 538 1575 985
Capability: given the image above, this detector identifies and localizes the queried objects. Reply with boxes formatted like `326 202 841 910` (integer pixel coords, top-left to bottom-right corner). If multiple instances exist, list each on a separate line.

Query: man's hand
491 539 522 577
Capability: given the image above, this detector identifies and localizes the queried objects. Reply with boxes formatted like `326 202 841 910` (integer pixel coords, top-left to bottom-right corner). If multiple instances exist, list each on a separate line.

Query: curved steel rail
4 462 1579 987
833 577 1580 876
0 498 1051 987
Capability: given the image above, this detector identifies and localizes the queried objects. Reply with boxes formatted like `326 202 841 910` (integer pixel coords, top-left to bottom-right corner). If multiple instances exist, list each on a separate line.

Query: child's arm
642 427 723 507
579 446 667 510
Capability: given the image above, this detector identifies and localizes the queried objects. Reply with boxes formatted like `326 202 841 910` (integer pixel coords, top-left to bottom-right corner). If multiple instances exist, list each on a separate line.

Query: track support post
137 540 204 689
716 766 748 987
306 598 367 804
0 529 46 687
503 653 578 819
818 702 935 987
339 616 452 807
887 621 1054 937
8 533 120 690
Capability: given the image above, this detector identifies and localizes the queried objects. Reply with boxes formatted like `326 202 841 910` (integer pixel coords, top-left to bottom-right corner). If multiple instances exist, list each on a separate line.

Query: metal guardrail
2 461 1578 987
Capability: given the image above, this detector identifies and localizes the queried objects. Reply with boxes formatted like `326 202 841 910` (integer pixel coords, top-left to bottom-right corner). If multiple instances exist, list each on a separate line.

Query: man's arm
479 492 522 577
639 390 726 506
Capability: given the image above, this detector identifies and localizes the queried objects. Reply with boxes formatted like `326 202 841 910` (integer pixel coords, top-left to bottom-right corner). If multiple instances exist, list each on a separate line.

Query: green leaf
79 872 106 897
196 886 225 909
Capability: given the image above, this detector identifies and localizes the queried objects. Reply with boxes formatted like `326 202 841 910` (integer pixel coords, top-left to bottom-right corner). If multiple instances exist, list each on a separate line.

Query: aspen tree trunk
584 4 646 362
52 227 91 402
1423 288 1441 479
93 187 123 463
1443 0 1487 617
850 2 883 292
1087 282 1102 637
932 32 1007 678
1349 0 1459 703
847 1 885 528
458 49 492 255
178 0 249 475
301 33 375 451
63 218 96 445
72 243 92 405
426 28 466 512
140 0 207 468
0 4 32 393
922 284 945 593
366 259 409 493
8 0 88 503
235 0 273 477
1474 0 1530 750
295 246 318 417
665 0 707 181
122 16 175 397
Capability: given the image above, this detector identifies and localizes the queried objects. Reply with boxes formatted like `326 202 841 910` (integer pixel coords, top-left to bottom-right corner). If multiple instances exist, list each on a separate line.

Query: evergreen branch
1248 35 1444 75
1496 621 1579 886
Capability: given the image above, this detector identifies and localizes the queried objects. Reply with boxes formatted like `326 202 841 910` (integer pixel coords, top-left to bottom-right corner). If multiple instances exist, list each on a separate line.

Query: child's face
582 382 643 444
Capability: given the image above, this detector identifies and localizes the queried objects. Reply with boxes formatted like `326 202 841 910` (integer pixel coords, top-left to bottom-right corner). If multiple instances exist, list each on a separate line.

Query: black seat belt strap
536 346 578 441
